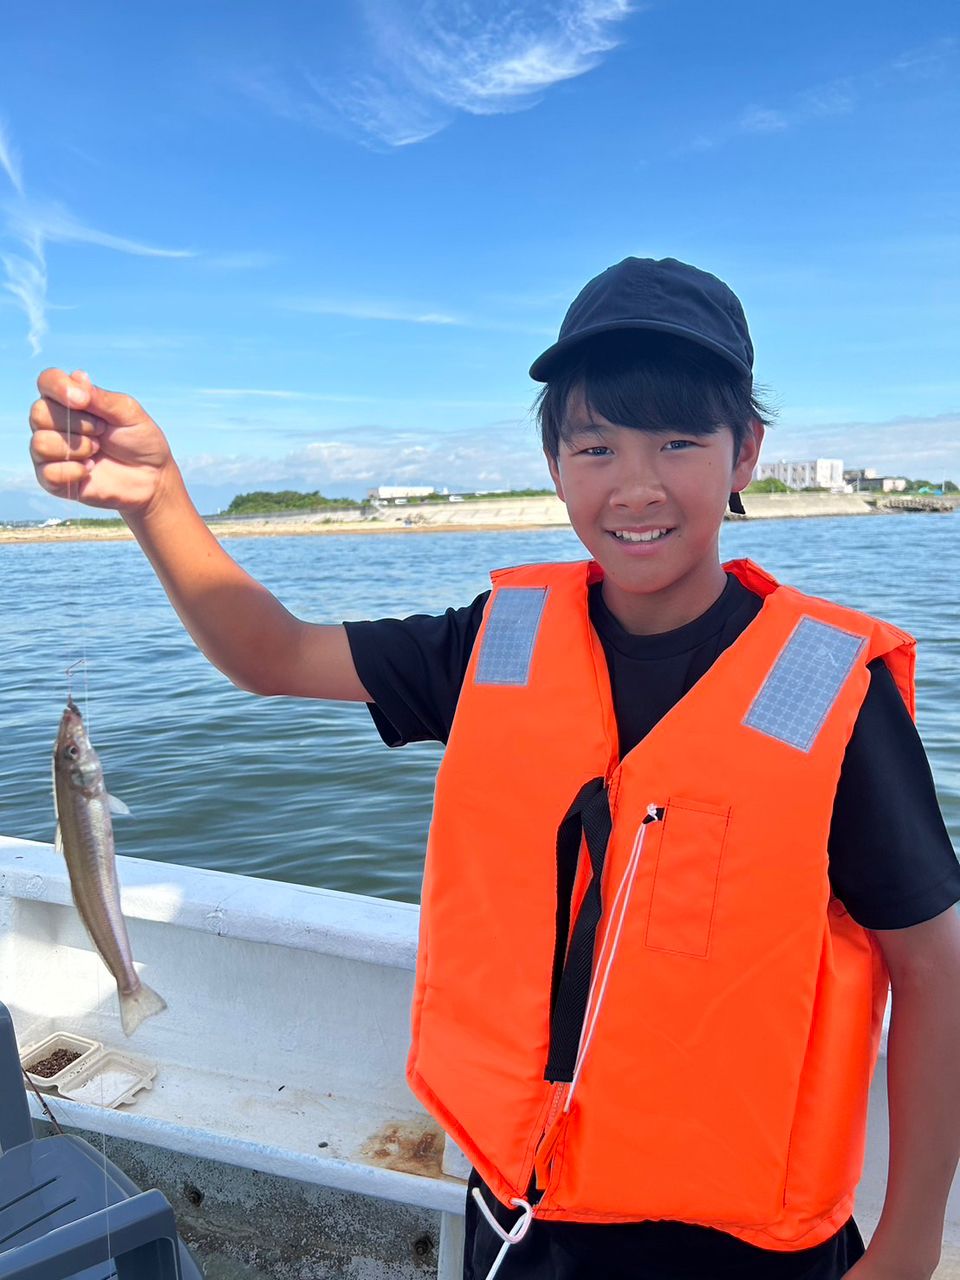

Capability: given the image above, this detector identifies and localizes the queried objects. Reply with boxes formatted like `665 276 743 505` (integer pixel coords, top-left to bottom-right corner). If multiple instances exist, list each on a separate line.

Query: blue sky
1 0 958 518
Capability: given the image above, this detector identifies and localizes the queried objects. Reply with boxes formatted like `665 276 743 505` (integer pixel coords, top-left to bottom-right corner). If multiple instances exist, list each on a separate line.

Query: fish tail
119 982 167 1036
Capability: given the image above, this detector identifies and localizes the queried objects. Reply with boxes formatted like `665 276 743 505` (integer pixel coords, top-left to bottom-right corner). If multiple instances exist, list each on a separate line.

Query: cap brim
529 319 753 382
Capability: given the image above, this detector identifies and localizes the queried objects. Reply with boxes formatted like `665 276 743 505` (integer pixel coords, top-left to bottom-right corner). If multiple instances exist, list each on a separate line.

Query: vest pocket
644 797 730 958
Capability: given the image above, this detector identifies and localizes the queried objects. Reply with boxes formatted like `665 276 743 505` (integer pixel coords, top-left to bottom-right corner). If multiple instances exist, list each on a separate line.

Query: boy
29 257 960 1280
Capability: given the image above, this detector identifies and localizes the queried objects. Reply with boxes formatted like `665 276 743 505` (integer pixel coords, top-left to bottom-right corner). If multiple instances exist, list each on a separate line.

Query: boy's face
546 389 762 635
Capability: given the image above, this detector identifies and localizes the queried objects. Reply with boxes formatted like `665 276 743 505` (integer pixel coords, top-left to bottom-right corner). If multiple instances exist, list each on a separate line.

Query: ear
545 449 565 502
731 419 765 496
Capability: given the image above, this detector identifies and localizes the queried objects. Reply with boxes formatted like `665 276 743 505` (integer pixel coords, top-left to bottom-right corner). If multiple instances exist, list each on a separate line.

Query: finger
35 460 92 493
70 369 93 387
37 369 149 429
30 398 105 437
30 428 100 464
36 368 91 410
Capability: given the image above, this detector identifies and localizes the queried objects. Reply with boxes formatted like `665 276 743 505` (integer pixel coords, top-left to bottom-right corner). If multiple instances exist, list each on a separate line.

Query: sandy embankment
0 491 911 545
0 496 574 543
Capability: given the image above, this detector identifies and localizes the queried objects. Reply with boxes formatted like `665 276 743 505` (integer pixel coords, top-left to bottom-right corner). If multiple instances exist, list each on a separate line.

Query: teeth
614 528 670 543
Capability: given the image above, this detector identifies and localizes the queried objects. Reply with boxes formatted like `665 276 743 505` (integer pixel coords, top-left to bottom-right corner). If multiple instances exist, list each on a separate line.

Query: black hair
535 331 775 460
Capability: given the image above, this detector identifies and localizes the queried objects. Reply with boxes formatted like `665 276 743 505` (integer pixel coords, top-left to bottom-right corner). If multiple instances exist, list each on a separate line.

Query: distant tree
225 490 358 515
745 477 790 494
943 480 958 493
425 488 557 502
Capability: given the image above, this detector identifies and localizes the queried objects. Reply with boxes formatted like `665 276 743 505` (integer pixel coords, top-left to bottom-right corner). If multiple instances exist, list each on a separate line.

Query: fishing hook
65 657 88 708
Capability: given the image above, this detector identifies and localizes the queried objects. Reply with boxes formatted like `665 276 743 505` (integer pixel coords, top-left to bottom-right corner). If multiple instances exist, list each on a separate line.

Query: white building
367 486 436 501
754 459 845 492
843 469 908 493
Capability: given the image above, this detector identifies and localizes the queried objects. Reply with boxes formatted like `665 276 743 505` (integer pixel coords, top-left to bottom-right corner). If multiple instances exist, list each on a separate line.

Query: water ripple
2 515 956 902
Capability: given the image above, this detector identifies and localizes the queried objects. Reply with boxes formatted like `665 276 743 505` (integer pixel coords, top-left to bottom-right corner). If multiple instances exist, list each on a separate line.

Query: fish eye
65 744 79 760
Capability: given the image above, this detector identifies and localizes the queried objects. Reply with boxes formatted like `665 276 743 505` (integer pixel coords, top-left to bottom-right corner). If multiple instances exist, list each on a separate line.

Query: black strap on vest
545 777 612 1083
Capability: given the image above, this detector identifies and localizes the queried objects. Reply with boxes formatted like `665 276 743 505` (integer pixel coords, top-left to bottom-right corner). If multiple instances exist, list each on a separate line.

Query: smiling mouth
611 527 673 543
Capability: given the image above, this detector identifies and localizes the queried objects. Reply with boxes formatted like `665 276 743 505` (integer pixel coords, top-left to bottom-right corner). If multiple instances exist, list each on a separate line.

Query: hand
29 369 176 515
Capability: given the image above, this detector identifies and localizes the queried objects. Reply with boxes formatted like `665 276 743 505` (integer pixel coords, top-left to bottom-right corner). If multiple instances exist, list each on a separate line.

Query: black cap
529 256 754 383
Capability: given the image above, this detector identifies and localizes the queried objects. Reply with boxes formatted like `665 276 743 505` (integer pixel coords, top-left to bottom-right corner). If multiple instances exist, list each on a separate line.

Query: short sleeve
343 593 489 747
828 659 960 929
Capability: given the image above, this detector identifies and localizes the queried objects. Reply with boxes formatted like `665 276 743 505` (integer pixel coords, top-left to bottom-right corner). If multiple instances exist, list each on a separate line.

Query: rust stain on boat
357 1120 444 1178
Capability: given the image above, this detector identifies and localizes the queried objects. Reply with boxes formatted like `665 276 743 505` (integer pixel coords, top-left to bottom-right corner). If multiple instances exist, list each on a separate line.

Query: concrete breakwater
2 491 955 544
736 492 875 520
873 494 960 513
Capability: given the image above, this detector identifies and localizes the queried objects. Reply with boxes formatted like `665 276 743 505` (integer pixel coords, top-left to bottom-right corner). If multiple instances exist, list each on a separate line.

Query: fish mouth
56 699 87 755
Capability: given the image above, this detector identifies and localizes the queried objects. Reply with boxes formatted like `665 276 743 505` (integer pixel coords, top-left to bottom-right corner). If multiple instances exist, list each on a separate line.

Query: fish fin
54 823 63 854
108 793 132 817
119 983 167 1036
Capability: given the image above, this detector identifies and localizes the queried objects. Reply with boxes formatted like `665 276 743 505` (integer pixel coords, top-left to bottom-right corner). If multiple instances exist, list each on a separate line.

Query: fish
52 697 166 1036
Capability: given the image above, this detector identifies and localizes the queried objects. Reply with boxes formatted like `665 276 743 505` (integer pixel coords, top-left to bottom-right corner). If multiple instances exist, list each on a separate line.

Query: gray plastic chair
0 1003 200 1280
0 1189 181 1280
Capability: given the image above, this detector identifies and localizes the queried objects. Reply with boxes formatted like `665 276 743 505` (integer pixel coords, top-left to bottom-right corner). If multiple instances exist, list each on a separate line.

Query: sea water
1 513 956 902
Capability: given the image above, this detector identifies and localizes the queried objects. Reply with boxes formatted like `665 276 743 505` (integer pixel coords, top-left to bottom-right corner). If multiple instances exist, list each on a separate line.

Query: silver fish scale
54 708 139 992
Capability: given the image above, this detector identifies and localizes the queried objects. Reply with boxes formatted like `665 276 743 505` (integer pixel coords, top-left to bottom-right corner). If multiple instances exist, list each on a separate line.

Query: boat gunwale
0 837 419 970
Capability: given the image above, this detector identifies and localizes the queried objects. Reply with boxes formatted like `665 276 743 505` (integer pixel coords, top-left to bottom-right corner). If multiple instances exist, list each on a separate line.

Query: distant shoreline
1 492 956 545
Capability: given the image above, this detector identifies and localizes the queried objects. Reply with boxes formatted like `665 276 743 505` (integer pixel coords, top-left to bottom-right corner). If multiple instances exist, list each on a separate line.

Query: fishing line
63 387 114 1266
21 1066 65 1135
64 398 90 722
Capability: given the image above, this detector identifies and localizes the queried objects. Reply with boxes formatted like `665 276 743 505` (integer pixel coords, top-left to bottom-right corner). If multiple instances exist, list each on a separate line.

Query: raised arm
30 369 372 702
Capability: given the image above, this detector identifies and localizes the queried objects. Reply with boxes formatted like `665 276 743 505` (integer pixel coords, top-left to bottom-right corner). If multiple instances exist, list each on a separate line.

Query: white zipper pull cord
476 801 663 1277
472 1190 534 1280
566 803 662 1111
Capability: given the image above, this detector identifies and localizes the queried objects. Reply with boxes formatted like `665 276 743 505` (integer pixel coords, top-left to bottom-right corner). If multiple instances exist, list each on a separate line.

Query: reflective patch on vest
743 617 866 751
474 586 547 686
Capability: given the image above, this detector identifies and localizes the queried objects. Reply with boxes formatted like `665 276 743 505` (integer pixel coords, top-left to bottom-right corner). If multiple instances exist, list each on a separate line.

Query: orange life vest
407 558 915 1250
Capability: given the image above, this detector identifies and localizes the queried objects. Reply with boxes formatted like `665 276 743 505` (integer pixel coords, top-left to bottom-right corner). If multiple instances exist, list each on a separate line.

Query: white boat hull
2 837 958 1277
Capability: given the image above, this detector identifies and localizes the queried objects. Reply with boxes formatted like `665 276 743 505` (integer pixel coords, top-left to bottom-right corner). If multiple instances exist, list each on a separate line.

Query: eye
663 439 698 451
579 445 612 457
65 744 79 760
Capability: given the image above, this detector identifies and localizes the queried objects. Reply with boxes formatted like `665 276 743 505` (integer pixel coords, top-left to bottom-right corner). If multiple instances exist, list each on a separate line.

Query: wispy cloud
239 1 634 148
280 296 463 324
0 123 193 355
891 36 959 75
766 410 960 478
696 37 957 150
5 199 195 259
0 245 46 353
0 117 23 196
799 81 858 120
180 417 547 492
735 75 858 139
697 78 856 150
738 107 789 135
277 294 554 336
190 386 527 417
